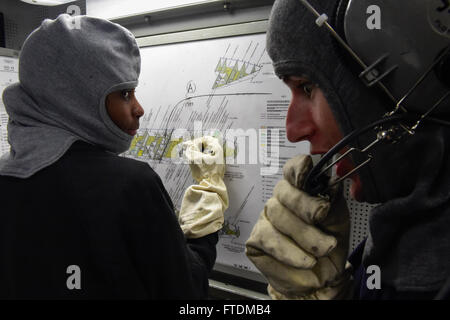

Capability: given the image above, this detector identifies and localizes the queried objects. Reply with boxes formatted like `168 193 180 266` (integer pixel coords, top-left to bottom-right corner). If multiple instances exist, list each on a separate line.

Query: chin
349 176 364 202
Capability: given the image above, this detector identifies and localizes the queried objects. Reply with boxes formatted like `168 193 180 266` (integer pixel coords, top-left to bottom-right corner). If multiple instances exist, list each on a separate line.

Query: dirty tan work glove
245 155 352 299
179 136 229 238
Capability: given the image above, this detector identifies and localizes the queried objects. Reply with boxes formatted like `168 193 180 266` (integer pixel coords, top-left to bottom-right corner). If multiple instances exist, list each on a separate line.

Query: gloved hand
245 155 352 299
178 136 229 238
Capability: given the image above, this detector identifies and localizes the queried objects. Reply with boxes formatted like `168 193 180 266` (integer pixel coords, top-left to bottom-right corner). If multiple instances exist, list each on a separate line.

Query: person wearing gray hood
0 14 228 299
246 0 450 299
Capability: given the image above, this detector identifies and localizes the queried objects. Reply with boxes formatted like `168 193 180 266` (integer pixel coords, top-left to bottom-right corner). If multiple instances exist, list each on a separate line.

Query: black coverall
0 141 217 299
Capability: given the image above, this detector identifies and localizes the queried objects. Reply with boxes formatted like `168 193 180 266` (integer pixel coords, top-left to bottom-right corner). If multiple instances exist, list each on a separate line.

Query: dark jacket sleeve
122 163 218 299
348 239 439 300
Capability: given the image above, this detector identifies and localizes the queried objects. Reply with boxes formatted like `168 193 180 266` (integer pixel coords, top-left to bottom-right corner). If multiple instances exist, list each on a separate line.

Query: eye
121 89 134 101
302 83 315 97
295 81 315 98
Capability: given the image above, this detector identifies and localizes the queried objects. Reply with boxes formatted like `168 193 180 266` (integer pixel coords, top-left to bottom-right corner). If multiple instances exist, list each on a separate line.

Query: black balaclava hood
267 0 450 292
0 14 141 178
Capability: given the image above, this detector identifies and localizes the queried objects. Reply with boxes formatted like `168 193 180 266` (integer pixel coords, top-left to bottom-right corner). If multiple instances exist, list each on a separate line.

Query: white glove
179 136 229 238
245 155 352 299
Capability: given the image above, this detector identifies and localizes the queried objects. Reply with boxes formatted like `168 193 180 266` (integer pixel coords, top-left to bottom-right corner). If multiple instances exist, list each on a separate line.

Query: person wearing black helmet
246 0 450 300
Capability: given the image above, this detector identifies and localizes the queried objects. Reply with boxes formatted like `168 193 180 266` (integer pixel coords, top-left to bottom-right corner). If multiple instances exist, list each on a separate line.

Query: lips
127 128 138 136
335 157 354 178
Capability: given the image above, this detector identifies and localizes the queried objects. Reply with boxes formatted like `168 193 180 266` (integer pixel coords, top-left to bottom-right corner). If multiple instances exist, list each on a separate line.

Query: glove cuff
267 263 353 300
179 176 229 239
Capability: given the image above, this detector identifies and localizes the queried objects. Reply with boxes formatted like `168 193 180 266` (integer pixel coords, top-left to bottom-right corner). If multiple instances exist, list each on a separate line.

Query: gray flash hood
0 14 141 178
267 0 450 293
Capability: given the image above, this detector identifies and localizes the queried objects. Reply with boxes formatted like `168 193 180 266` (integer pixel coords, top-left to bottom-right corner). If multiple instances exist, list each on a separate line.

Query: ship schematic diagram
212 42 264 89
118 34 300 273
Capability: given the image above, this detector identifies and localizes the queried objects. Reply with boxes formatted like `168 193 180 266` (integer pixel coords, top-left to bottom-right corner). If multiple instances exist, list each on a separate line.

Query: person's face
105 89 144 136
283 75 363 201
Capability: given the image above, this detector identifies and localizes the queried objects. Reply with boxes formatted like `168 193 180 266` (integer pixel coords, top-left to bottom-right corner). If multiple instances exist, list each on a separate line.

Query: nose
285 92 315 143
133 99 145 119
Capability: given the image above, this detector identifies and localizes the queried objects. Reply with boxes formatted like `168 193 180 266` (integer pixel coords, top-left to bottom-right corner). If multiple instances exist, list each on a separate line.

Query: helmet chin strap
298 0 450 196
304 113 406 196
303 113 450 197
